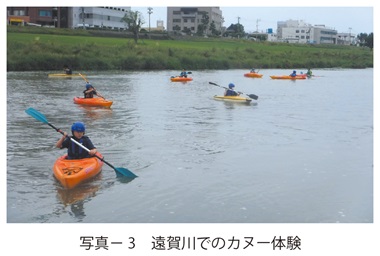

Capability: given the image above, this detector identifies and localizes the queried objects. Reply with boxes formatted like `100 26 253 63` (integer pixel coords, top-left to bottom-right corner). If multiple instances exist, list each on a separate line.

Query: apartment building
167 7 223 34
277 19 338 44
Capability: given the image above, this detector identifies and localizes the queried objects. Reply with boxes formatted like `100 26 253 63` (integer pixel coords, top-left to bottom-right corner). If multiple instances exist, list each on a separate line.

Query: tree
173 25 181 35
196 12 209 36
224 23 245 38
209 21 221 36
121 11 145 43
356 32 373 49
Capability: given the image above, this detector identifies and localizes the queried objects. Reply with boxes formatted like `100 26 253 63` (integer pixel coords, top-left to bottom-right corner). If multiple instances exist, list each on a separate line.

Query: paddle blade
247 94 259 100
25 108 49 124
114 167 138 178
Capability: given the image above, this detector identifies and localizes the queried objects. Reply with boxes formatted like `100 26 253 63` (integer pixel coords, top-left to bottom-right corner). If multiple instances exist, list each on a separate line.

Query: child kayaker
224 83 240 96
63 65 72 75
306 68 313 77
290 70 297 77
179 69 188 78
83 82 105 99
56 122 97 160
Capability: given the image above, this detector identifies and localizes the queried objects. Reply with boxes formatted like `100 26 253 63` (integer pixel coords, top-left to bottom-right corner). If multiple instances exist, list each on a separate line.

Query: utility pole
148 7 153 33
81 7 85 29
256 19 261 32
348 27 352 45
237 16 240 24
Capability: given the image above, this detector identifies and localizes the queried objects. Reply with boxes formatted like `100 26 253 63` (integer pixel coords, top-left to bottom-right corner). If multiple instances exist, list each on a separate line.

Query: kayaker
306 68 313 77
250 68 257 73
83 82 105 99
290 70 297 77
224 83 240 96
56 122 98 160
179 69 188 78
63 65 72 75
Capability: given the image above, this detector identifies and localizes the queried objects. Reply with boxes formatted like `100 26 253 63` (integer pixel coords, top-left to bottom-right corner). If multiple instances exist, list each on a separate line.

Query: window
295 30 299 33
184 18 187 22
39 10 52 17
173 11 181 15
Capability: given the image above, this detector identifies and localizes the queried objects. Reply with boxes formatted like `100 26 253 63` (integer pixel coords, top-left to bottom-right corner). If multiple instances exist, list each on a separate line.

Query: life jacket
65 136 92 159
225 89 238 96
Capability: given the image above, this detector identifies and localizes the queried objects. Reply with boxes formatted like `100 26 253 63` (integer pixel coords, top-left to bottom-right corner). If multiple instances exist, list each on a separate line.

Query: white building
276 19 338 44
69 7 131 30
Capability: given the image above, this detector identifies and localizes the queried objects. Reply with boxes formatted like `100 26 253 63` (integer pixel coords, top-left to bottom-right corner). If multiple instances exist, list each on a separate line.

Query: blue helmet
86 83 92 89
71 122 85 133
228 83 235 89
293 70 296 73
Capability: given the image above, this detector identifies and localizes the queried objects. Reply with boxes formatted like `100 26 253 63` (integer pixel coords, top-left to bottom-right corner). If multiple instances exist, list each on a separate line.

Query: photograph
3 1 377 255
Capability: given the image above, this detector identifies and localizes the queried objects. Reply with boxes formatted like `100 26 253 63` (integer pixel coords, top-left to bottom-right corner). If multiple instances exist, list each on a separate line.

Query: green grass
7 27 373 71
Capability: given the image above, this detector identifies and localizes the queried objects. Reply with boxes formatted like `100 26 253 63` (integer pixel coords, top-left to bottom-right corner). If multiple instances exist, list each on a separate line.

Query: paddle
208 82 259 100
25 107 137 178
78 73 105 99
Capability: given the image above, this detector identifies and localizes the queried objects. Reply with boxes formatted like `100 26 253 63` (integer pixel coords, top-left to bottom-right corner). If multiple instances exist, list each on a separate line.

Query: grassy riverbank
7 26 373 71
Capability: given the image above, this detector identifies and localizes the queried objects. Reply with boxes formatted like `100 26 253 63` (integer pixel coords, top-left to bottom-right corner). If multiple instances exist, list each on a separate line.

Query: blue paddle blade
25 108 49 124
114 167 138 178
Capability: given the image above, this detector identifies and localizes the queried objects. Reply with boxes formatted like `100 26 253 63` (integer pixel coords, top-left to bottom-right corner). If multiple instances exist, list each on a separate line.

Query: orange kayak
73 97 113 108
170 76 193 82
244 72 263 78
270 75 307 80
53 154 104 189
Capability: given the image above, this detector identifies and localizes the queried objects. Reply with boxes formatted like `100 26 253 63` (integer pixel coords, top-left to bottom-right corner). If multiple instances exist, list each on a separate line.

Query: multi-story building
337 32 356 45
276 19 338 44
69 7 131 30
7 7 69 28
7 7 131 30
167 7 223 35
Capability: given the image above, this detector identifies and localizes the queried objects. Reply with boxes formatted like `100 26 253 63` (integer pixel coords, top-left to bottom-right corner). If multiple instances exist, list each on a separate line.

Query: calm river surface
6 69 373 223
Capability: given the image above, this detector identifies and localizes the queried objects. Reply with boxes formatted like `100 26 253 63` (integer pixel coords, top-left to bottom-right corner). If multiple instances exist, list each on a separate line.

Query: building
167 7 222 35
141 20 165 32
69 7 131 30
337 32 356 45
7 7 69 28
276 19 338 44
7 7 131 30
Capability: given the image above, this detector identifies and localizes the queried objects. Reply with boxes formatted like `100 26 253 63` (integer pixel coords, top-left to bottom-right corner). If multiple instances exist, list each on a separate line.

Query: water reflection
75 105 113 119
56 174 103 206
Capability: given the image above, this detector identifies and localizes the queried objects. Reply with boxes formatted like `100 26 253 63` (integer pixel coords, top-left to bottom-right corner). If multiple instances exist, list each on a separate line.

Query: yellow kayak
214 95 252 103
48 73 85 78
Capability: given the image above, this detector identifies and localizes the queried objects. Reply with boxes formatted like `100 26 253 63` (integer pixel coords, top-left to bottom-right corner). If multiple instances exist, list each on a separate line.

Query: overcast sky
132 6 373 35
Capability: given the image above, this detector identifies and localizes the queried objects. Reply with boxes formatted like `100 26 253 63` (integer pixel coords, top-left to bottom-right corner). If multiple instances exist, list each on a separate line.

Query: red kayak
73 97 113 108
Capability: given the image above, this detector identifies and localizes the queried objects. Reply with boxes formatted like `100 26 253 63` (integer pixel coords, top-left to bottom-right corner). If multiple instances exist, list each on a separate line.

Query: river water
6 69 373 223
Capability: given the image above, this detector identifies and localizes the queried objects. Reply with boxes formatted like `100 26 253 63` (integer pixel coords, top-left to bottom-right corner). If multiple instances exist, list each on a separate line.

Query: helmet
293 70 296 73
71 122 85 133
86 83 92 89
228 83 235 88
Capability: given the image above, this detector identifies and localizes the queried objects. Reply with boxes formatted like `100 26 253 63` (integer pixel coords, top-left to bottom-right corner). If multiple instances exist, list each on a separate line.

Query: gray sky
133 6 373 35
